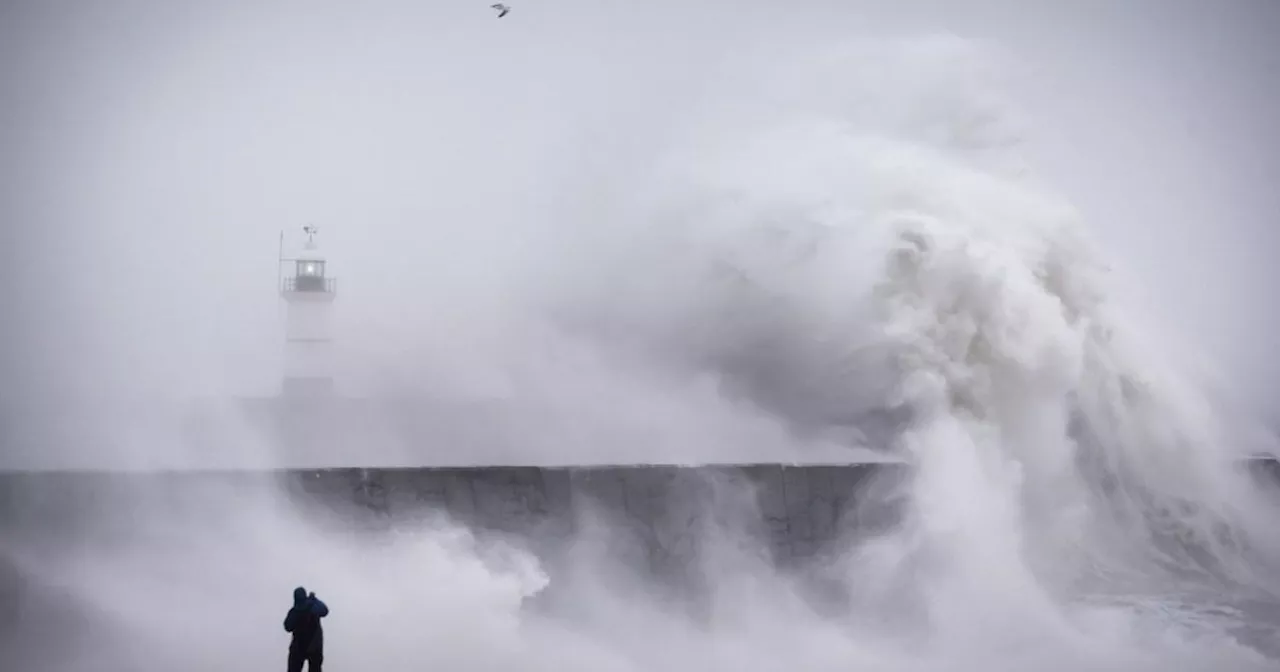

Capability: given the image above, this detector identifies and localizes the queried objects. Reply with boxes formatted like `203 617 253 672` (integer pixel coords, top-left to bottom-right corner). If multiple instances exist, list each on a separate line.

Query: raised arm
311 597 329 618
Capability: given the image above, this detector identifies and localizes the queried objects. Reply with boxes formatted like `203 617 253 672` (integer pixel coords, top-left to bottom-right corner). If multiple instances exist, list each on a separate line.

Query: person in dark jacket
283 586 329 672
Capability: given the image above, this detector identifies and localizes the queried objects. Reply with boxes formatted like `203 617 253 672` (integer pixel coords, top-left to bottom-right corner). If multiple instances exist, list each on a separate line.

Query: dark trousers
287 647 323 672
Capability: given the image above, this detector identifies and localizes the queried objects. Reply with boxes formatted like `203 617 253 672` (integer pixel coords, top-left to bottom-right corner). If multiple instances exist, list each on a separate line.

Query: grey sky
1 1 1278 463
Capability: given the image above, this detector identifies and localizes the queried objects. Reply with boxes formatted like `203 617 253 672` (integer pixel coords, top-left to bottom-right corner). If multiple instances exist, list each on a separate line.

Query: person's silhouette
283 586 329 672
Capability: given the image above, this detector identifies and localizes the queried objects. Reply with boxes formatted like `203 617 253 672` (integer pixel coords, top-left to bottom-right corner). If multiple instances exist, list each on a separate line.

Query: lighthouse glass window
294 259 326 291
296 260 325 277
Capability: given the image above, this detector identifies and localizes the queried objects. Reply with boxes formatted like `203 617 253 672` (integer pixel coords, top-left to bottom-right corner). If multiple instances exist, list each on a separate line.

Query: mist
2 0 1278 464
3 0 1280 669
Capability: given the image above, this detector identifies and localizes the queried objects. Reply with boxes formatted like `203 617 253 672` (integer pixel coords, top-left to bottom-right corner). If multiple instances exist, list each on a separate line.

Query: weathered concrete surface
0 463 906 562
0 463 908 640
4 457 1275 559
2 457 1274 603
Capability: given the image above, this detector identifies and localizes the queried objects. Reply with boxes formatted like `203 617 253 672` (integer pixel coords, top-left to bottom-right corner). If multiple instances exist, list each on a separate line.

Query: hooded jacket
283 587 330 653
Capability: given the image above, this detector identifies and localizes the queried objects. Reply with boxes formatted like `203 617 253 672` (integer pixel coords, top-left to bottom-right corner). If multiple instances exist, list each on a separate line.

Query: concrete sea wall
5 458 1274 609
2 457 1277 650
0 463 908 641
0 462 908 563
3 458 1275 564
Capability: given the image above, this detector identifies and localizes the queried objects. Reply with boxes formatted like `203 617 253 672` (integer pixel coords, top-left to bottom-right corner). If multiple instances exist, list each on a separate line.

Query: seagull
491 3 510 17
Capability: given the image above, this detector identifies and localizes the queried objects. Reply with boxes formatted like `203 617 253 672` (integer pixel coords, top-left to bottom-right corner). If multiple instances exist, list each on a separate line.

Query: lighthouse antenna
277 229 284 286
277 229 286 323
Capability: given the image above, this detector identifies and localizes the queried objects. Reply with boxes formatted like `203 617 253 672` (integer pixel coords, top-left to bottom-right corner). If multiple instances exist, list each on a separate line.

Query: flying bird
491 3 510 17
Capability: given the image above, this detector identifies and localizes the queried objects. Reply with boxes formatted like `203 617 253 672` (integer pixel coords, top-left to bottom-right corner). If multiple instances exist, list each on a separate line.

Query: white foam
7 32 1279 672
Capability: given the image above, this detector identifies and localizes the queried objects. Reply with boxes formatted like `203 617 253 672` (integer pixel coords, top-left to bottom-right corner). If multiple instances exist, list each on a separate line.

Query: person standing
283 586 329 672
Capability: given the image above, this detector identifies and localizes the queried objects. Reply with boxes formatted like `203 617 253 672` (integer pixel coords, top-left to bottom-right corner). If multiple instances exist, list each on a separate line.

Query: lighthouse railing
280 277 338 294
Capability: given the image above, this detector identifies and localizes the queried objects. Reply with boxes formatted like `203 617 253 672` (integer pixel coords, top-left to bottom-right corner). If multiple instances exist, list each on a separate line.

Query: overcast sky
1 0 1278 455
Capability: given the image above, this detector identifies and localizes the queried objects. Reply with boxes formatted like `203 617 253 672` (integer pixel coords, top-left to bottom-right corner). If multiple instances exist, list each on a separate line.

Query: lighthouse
278 226 337 398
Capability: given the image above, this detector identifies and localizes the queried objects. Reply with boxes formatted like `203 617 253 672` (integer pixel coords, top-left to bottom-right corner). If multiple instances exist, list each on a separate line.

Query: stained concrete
0 462 907 563
3 458 1275 561
2 457 1274 629
0 462 911 641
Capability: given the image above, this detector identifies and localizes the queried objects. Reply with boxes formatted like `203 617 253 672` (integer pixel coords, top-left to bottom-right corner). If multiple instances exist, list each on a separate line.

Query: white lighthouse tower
278 225 337 398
